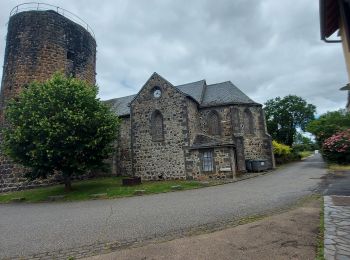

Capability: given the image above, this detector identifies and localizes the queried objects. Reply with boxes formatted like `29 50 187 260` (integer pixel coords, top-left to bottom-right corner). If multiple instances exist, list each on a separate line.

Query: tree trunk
64 174 72 192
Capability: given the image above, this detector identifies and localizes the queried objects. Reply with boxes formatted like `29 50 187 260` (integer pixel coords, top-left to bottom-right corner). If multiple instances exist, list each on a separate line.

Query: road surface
0 154 326 259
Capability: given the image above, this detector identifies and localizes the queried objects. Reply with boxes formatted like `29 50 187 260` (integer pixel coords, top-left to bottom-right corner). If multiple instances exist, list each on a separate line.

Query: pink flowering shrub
322 129 350 163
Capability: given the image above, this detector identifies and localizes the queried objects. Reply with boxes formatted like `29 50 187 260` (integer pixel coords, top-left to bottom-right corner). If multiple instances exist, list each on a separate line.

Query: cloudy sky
0 0 348 114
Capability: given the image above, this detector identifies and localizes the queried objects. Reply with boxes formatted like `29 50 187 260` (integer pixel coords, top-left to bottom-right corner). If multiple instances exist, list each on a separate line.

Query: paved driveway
0 154 326 259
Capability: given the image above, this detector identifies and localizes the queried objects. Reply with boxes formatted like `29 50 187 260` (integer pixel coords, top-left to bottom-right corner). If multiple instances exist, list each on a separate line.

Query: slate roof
104 78 258 116
176 80 206 103
104 94 136 117
202 81 256 106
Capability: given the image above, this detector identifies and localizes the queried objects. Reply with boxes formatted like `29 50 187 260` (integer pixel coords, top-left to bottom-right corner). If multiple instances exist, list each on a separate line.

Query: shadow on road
320 170 350 196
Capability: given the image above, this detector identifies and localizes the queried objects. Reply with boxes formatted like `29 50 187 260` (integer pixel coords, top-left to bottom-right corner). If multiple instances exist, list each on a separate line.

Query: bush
323 129 350 163
272 140 292 156
272 140 300 164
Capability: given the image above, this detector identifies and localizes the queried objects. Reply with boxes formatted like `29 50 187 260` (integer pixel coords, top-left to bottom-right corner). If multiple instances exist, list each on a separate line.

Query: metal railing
10 2 95 38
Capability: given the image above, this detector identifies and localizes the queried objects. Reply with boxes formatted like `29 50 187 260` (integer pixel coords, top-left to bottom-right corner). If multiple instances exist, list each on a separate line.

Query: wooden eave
320 0 340 39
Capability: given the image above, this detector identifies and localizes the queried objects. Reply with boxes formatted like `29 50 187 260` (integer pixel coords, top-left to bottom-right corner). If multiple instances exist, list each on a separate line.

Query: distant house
105 73 275 180
320 0 350 111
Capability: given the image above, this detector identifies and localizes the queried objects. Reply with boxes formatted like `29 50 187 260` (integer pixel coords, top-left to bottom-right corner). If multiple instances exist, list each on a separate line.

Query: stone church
105 73 275 180
0 7 274 192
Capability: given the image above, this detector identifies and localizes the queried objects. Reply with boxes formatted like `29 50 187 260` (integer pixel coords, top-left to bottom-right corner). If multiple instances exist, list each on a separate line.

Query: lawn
0 177 206 203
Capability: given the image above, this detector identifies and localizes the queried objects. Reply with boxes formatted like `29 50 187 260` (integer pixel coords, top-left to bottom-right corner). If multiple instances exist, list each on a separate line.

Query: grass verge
316 197 325 260
327 163 350 171
299 151 313 159
0 177 205 203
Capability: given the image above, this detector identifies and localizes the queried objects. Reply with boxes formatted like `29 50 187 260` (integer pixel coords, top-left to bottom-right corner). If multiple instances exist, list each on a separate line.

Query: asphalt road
322 167 350 196
0 154 326 259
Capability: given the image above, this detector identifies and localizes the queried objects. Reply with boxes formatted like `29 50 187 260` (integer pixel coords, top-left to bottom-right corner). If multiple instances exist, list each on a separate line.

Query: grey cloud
0 0 348 115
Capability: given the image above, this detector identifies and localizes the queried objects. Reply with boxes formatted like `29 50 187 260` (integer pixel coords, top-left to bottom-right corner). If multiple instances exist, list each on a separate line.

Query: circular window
152 86 162 98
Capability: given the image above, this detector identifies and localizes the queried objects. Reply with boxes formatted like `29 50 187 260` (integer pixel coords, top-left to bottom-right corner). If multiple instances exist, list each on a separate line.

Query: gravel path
0 154 326 259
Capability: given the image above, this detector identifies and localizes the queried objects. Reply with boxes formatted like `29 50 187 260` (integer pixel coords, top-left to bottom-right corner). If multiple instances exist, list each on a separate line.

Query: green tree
306 109 350 147
264 95 316 146
2 73 120 191
293 132 317 152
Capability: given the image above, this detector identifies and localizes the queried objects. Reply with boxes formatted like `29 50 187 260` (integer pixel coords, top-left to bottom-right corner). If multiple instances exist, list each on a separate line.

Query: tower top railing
10 2 95 39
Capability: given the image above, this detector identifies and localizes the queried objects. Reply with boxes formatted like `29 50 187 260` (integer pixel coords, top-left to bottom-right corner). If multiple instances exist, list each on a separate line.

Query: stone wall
130 73 189 180
115 117 132 176
0 10 96 193
181 103 274 179
240 106 275 169
115 89 274 181
186 99 201 144
185 147 235 180
199 106 235 142
198 104 274 171
0 10 96 111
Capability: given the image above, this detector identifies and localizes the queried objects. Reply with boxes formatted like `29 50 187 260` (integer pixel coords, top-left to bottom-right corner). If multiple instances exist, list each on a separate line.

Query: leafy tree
306 109 350 147
2 73 120 191
264 95 316 146
293 132 317 152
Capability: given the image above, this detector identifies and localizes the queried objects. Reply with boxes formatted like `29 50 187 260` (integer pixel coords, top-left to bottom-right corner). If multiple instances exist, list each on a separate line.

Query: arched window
208 110 221 136
231 107 240 133
258 108 266 132
243 108 254 134
151 110 164 141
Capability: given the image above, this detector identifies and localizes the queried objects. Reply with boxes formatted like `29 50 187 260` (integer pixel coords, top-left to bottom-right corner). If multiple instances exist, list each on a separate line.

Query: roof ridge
201 80 259 106
176 79 206 87
207 81 231 86
129 72 175 104
103 94 136 102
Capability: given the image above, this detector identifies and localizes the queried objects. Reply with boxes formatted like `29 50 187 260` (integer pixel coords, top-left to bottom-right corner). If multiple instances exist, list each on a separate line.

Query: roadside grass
327 163 350 171
0 177 205 203
299 151 313 159
316 197 325 260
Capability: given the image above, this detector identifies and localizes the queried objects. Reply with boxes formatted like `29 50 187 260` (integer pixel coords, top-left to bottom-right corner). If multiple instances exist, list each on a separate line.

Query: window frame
231 107 241 133
207 110 221 136
150 110 164 141
201 150 214 173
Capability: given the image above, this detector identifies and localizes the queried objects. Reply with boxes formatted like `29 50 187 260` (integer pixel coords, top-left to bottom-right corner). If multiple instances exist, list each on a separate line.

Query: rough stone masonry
0 6 274 192
106 72 275 181
0 9 96 192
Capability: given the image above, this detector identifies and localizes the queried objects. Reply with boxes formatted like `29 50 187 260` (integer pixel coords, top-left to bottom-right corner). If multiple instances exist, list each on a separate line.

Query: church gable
130 72 188 107
130 73 191 180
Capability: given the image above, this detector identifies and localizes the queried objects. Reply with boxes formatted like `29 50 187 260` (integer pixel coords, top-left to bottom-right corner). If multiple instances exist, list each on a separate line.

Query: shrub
272 140 292 156
272 140 301 164
323 129 350 163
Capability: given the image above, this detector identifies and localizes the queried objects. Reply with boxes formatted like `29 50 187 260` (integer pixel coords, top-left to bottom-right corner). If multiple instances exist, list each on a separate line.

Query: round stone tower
0 4 97 192
0 5 96 112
